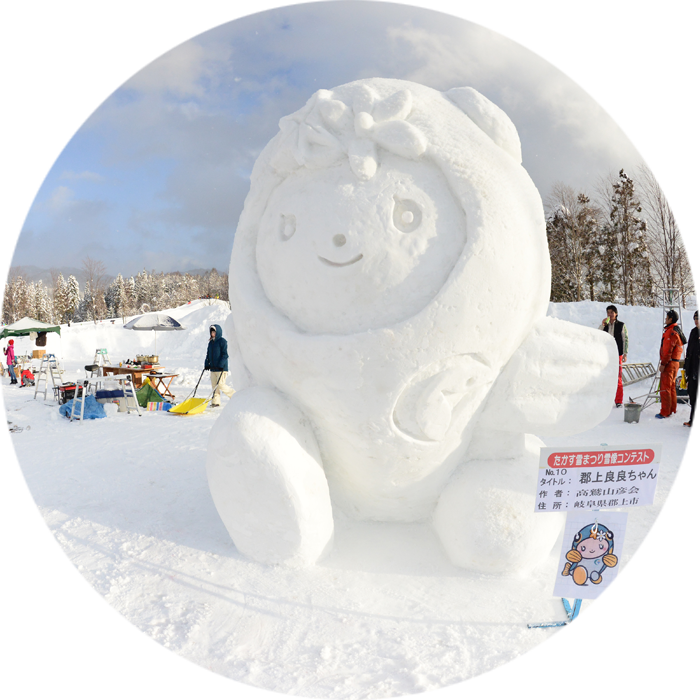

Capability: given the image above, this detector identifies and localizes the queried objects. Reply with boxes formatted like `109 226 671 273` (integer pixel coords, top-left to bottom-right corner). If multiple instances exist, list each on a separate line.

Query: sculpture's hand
478 316 619 437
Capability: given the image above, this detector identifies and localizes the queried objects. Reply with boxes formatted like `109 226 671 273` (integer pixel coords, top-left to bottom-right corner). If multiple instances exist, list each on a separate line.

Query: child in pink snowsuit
3 339 17 384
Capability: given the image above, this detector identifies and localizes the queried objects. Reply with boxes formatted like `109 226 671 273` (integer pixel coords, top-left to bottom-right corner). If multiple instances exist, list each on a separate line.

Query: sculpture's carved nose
333 234 347 247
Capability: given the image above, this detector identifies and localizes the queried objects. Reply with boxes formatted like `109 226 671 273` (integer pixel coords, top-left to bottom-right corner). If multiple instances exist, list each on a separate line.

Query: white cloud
54 34 204 97
48 185 75 210
374 0 700 187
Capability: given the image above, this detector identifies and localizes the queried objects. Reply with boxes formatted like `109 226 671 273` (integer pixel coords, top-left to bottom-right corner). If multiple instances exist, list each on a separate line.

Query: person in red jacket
656 309 684 419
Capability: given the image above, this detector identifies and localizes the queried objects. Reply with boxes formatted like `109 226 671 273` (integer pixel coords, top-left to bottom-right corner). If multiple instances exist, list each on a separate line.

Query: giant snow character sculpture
206 78 619 573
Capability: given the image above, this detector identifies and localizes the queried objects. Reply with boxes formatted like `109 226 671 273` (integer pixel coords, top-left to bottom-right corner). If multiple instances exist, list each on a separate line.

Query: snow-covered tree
598 169 649 306
546 185 602 302
76 281 93 322
66 275 80 321
35 282 53 323
10 276 29 323
1 279 12 324
53 273 69 323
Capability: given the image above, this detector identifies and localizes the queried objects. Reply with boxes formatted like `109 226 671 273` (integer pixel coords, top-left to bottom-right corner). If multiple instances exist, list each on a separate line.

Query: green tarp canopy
0 317 61 339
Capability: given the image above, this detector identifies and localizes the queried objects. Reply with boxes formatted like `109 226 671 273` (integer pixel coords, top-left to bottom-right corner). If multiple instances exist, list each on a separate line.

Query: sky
9 0 646 278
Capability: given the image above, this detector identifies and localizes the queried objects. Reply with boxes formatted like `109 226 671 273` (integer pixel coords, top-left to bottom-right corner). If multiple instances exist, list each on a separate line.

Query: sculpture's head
257 152 466 334
234 78 550 339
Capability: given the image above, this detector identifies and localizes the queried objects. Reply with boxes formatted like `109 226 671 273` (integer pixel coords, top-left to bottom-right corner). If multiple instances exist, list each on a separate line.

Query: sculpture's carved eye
392 197 422 233
279 214 296 241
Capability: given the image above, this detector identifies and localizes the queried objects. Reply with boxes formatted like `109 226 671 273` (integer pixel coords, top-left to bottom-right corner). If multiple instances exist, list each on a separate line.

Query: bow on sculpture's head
270 84 429 180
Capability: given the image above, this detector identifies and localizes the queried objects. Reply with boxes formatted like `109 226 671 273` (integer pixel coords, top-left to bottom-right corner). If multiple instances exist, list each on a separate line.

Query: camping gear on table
95 385 126 402
101 376 141 415
136 354 159 365
123 313 185 354
169 369 221 415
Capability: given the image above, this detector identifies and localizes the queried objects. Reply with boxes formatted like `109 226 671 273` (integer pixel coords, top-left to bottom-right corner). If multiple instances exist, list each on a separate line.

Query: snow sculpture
206 78 619 571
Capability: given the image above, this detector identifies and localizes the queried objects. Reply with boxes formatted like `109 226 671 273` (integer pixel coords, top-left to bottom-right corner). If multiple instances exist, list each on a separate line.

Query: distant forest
2 264 228 325
546 165 693 306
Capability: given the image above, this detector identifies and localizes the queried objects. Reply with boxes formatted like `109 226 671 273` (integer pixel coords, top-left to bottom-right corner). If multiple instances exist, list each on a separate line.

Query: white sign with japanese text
535 444 662 513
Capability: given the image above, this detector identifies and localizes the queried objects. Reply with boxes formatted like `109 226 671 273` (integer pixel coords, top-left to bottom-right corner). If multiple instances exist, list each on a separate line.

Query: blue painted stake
527 598 582 629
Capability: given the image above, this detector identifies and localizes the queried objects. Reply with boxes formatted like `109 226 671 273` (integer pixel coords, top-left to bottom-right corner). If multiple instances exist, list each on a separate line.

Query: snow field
2 299 693 697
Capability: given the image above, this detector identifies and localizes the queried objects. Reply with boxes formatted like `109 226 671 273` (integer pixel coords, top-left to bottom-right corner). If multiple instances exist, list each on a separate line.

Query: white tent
1 317 61 339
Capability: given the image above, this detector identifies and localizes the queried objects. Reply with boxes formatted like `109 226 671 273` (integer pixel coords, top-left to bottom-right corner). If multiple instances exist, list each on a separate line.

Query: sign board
535 443 662 512
553 511 628 599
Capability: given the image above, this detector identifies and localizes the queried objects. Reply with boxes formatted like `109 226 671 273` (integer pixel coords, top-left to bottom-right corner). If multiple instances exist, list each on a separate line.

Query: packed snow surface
2 299 693 698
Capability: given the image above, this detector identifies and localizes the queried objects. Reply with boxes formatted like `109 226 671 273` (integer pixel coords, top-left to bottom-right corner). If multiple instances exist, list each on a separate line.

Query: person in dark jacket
684 310 699 427
656 309 684 419
599 305 628 406
204 324 235 406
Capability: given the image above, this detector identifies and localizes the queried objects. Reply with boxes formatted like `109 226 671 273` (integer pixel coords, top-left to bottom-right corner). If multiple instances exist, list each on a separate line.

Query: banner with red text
535 444 662 512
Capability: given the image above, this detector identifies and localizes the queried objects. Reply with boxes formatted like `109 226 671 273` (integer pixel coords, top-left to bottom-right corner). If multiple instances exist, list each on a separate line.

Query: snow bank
548 299 696 365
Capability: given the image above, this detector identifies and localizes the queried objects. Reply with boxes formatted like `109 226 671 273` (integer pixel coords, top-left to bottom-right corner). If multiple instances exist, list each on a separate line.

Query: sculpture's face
256 154 467 334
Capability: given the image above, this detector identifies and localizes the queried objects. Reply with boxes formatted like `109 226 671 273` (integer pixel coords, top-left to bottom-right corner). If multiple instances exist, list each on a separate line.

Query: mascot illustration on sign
562 521 619 585
206 78 618 573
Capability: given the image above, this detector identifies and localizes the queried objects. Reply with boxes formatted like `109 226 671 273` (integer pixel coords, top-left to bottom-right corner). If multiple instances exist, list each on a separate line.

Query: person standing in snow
3 339 17 385
683 310 699 427
657 309 684 419
204 324 235 407
599 305 628 407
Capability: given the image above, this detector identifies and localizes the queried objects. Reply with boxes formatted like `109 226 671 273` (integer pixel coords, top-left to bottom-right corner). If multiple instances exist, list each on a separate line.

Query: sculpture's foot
432 435 564 575
206 386 334 566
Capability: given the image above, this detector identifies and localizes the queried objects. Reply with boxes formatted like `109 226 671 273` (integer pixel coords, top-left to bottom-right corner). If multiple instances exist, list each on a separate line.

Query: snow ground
2 299 696 698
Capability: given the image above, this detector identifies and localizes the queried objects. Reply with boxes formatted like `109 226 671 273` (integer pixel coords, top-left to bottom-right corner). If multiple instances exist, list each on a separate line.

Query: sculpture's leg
206 386 334 566
432 434 564 574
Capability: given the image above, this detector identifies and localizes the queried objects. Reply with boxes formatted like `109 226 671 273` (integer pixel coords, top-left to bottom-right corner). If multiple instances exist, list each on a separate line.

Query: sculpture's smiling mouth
318 253 364 267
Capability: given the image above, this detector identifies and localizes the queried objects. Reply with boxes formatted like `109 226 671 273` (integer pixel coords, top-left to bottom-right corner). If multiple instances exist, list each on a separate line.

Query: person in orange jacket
656 309 685 419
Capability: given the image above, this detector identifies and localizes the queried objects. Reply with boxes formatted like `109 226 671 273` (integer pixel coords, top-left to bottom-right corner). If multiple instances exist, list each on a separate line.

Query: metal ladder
639 289 687 410
115 374 142 416
93 348 111 369
621 362 656 386
33 353 63 401
70 374 141 422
